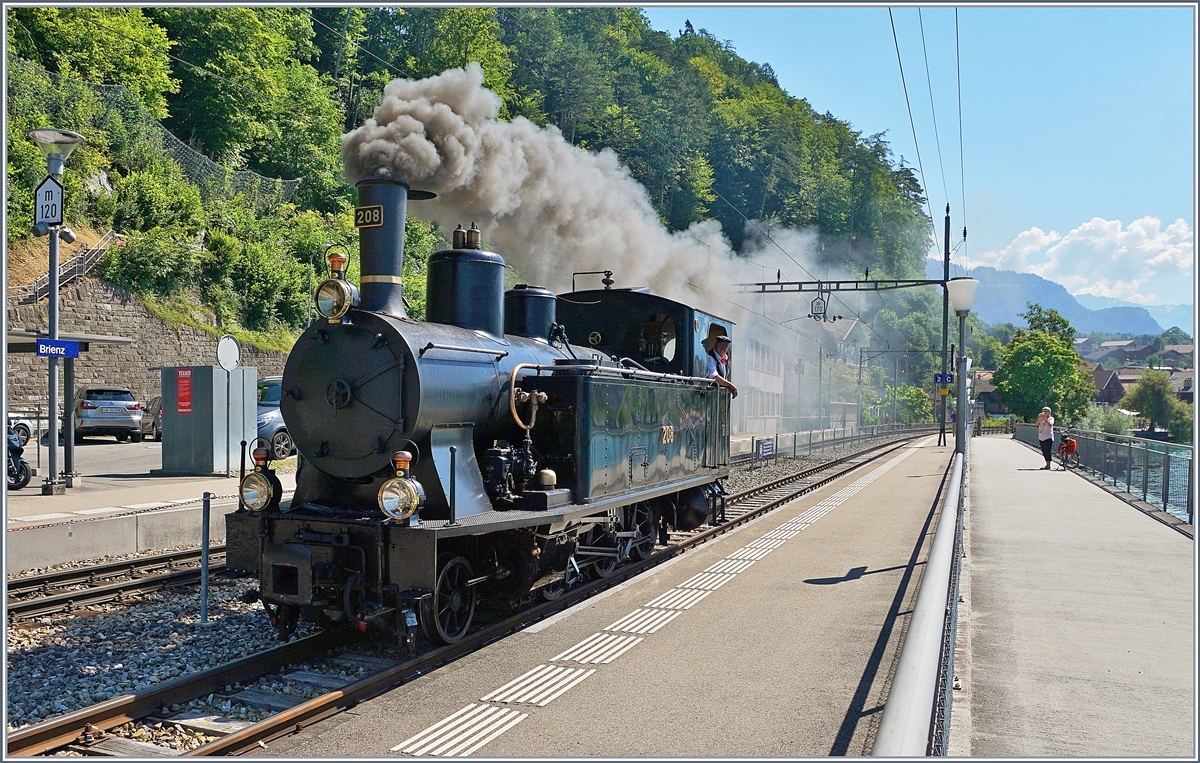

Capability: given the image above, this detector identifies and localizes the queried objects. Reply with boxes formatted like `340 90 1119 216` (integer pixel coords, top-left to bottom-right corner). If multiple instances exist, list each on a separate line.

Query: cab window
640 314 677 365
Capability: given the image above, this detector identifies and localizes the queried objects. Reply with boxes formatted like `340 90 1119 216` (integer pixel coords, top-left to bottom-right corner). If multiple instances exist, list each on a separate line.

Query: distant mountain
925 260 1164 335
1073 294 1193 335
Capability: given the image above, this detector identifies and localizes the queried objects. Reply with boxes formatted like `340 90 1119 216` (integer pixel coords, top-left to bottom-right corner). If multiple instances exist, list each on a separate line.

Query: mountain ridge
924 260 1166 335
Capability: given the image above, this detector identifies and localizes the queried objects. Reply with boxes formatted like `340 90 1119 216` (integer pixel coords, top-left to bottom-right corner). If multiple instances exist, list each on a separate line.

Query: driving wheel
422 555 477 645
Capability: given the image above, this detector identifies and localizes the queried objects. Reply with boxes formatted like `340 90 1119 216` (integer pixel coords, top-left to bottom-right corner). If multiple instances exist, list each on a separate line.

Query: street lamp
947 277 980 455
29 128 85 495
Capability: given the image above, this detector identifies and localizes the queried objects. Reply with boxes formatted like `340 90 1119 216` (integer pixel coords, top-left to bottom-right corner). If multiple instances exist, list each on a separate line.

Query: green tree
992 331 1094 423
7 7 179 118
1120 370 1178 432
1019 303 1075 345
884 384 933 423
1168 400 1193 444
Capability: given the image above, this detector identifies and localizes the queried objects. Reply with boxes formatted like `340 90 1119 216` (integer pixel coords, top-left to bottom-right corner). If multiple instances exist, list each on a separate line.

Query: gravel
5 578 314 733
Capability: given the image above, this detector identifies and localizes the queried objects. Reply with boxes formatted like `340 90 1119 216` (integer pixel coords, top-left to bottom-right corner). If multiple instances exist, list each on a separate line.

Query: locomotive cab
556 289 734 380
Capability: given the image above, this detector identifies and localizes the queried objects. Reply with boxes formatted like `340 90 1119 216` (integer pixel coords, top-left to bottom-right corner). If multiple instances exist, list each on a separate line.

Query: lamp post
946 277 980 455
29 128 85 495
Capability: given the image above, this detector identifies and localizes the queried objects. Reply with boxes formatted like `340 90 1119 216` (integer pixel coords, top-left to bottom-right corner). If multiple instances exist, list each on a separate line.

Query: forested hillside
6 7 935 357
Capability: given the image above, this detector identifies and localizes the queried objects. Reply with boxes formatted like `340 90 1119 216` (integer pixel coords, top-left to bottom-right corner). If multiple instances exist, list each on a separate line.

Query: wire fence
1014 424 1194 523
7 57 298 211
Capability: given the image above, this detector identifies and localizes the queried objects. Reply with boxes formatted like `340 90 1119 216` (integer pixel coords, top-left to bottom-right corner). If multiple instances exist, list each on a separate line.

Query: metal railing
974 420 1014 435
1014 424 1194 524
874 451 966 756
734 422 939 465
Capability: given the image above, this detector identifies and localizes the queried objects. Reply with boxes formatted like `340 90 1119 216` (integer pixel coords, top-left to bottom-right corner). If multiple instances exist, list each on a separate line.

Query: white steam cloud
342 64 861 367
343 64 758 309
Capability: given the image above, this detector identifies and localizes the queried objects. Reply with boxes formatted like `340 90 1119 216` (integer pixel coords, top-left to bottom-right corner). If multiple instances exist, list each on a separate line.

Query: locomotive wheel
629 502 659 561
540 573 570 601
590 555 620 579
583 527 619 579
422 555 477 645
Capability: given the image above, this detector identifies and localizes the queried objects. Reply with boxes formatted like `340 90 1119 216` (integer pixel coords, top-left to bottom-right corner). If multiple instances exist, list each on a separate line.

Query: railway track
6 547 228 621
7 433 923 758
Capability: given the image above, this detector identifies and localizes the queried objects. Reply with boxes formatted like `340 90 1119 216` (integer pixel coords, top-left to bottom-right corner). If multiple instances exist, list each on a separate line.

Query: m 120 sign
177 369 192 415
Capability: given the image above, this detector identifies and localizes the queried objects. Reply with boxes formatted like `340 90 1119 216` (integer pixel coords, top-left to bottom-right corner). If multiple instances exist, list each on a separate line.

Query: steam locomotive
227 179 734 649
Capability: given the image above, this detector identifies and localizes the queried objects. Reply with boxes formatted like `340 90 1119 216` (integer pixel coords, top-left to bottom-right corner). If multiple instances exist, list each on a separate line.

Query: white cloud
974 216 1193 305
972 226 1061 270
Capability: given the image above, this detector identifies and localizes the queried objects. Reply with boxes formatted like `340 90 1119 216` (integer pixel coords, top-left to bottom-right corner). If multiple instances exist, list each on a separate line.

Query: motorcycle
8 426 32 490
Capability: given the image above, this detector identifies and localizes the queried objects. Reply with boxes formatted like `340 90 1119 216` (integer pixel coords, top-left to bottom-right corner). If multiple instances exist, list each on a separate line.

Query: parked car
139 395 163 441
257 376 294 459
6 414 38 447
74 386 143 443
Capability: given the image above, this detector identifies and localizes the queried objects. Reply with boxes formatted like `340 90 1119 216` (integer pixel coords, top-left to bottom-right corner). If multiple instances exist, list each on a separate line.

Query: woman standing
1036 407 1056 470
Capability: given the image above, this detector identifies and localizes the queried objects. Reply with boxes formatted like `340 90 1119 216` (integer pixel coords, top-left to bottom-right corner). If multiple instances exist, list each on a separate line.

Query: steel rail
186 436 917 756
7 545 228 598
7 560 228 620
4 631 342 757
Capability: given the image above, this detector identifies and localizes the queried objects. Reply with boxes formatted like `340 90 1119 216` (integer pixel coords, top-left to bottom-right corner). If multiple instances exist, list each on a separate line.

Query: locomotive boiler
227 178 734 648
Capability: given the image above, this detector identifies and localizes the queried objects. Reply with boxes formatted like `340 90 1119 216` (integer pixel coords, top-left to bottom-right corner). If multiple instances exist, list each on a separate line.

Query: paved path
253 436 953 758
953 436 1194 757
5 439 295 524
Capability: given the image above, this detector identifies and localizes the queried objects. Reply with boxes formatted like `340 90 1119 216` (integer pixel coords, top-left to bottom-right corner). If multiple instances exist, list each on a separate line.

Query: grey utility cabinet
157 366 257 476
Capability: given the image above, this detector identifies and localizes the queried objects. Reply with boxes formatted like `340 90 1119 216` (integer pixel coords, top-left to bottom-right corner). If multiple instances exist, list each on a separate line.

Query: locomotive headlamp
315 278 358 321
240 471 274 513
378 476 425 520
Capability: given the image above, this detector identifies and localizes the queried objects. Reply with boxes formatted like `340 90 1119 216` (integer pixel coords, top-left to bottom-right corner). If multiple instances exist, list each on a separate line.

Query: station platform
252 435 952 758
953 436 1194 757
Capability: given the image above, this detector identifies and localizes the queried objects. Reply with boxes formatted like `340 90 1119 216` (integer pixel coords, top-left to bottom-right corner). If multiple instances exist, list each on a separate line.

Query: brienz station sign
35 338 79 358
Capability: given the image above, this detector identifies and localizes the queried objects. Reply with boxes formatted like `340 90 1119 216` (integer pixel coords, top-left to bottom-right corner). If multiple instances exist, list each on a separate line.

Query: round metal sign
217 334 241 371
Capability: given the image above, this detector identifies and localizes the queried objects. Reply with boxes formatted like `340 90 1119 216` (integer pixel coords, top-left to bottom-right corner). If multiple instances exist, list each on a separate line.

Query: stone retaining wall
6 277 288 413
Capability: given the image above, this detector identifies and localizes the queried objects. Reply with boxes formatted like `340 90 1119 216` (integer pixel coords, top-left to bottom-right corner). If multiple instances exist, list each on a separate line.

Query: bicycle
1057 431 1080 469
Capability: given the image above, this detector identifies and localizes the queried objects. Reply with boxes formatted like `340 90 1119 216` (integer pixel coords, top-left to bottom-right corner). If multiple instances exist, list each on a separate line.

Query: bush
1079 405 1133 436
98 225 199 295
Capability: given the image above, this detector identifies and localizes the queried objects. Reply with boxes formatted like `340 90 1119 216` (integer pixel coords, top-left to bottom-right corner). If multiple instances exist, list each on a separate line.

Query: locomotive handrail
512 361 719 387
418 342 509 361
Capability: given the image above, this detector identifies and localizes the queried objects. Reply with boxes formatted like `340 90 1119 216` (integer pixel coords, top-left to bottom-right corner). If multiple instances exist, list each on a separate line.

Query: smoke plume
342 64 750 307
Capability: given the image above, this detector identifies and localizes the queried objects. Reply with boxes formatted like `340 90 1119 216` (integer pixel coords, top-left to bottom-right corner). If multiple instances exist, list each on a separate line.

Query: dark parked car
257 377 294 459
139 395 163 441
74 386 143 443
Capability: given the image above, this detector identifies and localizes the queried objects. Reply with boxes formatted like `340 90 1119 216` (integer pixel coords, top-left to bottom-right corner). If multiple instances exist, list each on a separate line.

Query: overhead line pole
939 205 951 447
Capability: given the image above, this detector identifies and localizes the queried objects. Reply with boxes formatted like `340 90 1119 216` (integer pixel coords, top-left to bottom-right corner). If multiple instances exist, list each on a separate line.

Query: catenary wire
918 8 950 204
955 8 969 273
888 8 940 256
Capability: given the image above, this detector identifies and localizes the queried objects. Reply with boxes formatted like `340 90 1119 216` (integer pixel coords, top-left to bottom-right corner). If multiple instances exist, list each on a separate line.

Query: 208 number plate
354 205 384 228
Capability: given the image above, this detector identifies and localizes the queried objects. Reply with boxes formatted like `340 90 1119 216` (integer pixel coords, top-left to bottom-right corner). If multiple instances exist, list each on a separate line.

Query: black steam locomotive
227 179 734 649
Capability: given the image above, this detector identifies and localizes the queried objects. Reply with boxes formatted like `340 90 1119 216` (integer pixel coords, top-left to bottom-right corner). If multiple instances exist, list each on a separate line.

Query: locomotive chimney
354 179 434 317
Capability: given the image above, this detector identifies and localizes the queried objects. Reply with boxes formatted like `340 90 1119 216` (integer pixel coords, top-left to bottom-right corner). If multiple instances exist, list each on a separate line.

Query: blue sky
641 5 1195 307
